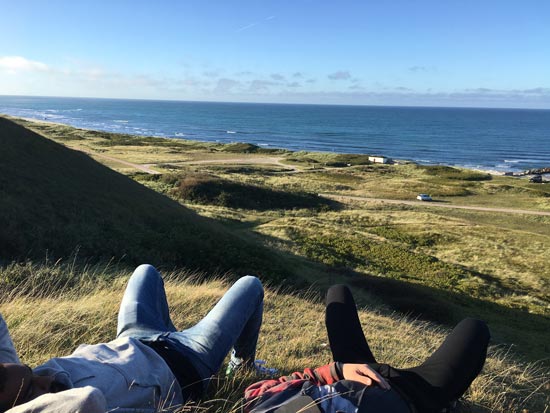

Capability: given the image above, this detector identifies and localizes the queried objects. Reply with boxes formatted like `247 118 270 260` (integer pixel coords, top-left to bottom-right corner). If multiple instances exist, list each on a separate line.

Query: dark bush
325 162 350 167
172 175 337 211
221 142 282 154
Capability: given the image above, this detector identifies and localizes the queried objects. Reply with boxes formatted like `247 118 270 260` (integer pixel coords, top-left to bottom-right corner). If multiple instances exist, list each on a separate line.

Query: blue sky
1 0 549 108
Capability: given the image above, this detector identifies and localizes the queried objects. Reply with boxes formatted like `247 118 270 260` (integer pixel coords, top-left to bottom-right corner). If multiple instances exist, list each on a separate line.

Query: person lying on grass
0 264 269 413
244 284 490 413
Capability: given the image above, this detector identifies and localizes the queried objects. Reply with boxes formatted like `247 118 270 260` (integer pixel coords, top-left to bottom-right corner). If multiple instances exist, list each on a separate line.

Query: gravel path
320 194 550 216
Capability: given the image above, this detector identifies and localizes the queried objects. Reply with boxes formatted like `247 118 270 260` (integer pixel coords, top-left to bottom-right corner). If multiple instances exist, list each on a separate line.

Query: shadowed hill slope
0 117 287 277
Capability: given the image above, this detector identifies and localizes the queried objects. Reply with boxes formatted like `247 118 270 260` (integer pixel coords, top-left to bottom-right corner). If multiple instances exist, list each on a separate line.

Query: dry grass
1 263 548 412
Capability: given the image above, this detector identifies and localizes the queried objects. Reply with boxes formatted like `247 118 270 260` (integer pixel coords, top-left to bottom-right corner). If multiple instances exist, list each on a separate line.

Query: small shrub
221 142 282 154
325 162 349 167
420 165 492 181
160 173 181 186
333 154 372 165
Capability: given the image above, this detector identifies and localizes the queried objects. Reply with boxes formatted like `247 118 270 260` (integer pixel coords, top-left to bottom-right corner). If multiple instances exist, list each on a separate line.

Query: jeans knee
131 264 162 283
237 275 264 299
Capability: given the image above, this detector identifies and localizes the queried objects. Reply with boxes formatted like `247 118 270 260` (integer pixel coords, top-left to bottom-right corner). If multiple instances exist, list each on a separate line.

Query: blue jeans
116 264 263 390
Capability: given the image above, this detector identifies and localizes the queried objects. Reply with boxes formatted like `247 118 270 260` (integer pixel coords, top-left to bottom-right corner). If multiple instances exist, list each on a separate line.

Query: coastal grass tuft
221 142 285 154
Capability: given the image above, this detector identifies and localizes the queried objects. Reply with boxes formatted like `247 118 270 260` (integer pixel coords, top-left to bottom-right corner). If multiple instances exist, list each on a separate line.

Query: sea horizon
1 94 549 174
4 93 550 111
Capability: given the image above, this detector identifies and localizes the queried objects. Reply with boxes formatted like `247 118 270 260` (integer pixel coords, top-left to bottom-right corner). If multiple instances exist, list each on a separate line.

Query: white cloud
235 71 254 77
328 71 351 80
408 66 429 73
0 56 49 73
236 15 275 33
236 22 258 33
248 79 278 92
271 73 285 81
214 78 240 92
203 70 219 78
2 55 547 108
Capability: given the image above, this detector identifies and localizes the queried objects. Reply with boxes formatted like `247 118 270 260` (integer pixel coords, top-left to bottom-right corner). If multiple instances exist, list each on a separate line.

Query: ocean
1 95 549 173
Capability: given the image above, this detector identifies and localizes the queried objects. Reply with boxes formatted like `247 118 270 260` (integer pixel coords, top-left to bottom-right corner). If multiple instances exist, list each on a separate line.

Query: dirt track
320 194 550 216
181 156 298 171
79 149 161 174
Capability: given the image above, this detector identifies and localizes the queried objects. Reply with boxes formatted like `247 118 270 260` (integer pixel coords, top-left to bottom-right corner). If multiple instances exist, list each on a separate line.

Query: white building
368 156 389 164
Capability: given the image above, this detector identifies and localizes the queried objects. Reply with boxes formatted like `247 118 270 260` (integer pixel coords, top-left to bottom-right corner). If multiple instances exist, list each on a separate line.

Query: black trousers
325 285 490 412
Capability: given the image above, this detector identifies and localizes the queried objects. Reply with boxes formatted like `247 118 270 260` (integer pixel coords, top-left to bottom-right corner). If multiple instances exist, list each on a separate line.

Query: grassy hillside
0 117 290 278
1 262 548 412
3 116 549 360
1 116 548 410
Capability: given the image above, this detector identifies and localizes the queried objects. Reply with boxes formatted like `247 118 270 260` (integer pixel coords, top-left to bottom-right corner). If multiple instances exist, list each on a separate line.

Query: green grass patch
332 153 373 165
92 131 196 149
284 156 320 165
368 226 442 247
287 230 472 291
304 171 364 184
419 165 493 181
221 142 285 154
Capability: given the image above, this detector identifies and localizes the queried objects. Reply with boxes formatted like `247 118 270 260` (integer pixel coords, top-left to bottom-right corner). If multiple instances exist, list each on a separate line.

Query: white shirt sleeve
5 386 107 413
0 312 20 363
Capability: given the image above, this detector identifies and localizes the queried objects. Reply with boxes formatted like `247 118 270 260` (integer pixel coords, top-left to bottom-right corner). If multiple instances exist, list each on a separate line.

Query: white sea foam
114 120 129 123
43 114 64 119
504 158 549 164
175 132 185 137
226 130 237 134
